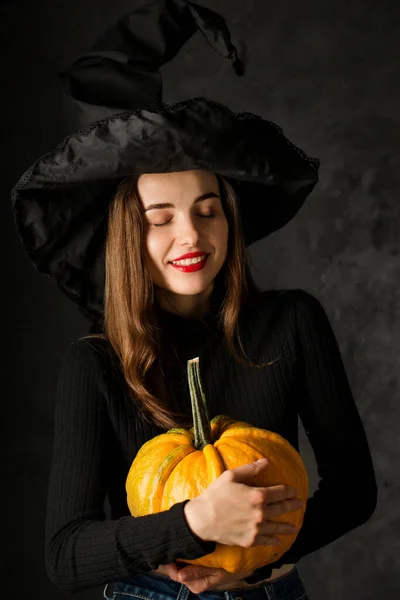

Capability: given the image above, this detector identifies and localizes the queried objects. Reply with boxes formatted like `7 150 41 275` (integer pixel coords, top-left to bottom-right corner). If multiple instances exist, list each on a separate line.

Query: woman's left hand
158 562 255 593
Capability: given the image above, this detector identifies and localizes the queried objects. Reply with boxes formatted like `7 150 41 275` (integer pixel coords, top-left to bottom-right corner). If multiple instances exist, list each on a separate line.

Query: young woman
11 2 377 599
52 167 315 595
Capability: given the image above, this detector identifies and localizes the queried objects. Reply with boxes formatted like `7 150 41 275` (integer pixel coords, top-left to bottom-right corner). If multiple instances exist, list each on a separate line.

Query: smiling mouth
168 254 210 271
169 254 209 265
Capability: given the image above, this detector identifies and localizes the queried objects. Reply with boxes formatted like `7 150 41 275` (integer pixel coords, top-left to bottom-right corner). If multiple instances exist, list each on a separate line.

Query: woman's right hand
183 458 304 548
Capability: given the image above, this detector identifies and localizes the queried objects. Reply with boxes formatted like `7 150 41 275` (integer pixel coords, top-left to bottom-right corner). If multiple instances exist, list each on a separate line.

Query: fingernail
256 458 268 463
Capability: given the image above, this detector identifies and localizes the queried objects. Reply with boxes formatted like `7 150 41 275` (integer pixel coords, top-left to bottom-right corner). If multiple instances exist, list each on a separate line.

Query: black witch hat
11 0 319 327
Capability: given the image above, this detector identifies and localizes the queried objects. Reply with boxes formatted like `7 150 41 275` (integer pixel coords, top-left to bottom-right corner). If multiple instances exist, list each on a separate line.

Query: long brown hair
81 173 278 429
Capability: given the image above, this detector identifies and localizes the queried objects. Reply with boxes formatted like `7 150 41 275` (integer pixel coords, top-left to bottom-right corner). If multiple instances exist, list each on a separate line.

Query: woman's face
138 169 229 315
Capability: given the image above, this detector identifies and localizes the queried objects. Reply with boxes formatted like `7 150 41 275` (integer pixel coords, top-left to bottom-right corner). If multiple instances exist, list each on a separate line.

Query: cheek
215 218 229 247
144 232 164 263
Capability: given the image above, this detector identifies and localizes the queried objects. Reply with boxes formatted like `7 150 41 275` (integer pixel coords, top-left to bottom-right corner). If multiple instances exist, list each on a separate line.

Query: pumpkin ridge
149 445 197 511
134 432 191 462
219 427 308 474
214 437 264 467
220 425 287 441
202 443 226 480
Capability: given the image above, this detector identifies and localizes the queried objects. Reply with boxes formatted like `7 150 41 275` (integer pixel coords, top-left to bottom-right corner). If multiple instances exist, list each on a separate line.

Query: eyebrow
142 192 220 213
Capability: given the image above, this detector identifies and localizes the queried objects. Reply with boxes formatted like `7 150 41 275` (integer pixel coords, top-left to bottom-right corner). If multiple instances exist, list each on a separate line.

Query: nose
175 216 201 246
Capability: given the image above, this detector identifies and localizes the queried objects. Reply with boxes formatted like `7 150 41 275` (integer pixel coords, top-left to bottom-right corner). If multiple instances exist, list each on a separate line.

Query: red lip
169 254 209 273
170 251 208 262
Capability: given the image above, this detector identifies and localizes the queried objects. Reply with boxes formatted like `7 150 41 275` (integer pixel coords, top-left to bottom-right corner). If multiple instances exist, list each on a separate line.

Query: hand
184 458 303 547
158 562 255 593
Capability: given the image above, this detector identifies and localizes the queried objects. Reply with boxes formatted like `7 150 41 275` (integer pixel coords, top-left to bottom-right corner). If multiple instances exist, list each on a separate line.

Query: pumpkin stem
187 357 212 450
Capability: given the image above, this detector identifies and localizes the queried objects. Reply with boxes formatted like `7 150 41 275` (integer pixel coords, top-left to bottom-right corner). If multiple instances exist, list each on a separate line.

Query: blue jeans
103 566 310 600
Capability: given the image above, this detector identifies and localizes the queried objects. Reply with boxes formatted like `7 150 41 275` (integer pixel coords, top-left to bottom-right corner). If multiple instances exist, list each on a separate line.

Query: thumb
229 458 269 482
178 565 219 582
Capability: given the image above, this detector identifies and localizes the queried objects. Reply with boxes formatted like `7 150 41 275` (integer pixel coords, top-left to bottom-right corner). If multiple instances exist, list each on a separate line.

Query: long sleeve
245 290 378 584
45 341 216 594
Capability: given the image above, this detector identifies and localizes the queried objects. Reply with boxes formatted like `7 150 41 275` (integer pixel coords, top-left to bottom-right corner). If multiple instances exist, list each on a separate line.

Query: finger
228 458 269 483
183 571 226 594
185 581 210 594
260 519 298 536
249 532 283 547
157 563 180 577
265 498 303 518
178 570 195 582
180 574 213 594
259 484 298 504
179 567 218 582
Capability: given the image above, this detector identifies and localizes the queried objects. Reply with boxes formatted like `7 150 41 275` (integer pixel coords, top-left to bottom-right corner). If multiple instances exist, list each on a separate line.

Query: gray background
4 0 400 598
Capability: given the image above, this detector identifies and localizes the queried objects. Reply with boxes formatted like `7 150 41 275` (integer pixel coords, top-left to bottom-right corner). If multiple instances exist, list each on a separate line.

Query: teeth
171 255 207 266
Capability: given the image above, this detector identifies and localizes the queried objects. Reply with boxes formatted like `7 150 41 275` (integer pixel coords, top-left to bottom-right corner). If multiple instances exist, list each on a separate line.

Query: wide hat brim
11 96 319 324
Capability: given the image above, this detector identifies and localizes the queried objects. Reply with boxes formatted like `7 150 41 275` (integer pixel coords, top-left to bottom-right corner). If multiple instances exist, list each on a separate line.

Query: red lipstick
169 252 209 273
171 251 207 261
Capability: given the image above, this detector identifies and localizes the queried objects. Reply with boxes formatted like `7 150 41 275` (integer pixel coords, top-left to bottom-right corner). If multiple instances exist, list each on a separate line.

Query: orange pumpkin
126 357 308 573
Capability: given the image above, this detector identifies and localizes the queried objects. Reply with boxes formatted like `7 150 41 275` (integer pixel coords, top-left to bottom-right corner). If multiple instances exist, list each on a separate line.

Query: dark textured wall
4 1 399 598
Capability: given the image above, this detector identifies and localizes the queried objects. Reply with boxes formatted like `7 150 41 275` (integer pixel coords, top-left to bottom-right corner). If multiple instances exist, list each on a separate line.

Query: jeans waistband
103 565 305 600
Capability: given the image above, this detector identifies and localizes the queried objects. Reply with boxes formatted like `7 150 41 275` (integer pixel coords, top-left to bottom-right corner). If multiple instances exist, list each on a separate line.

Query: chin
153 271 217 297
164 281 212 296
151 260 225 296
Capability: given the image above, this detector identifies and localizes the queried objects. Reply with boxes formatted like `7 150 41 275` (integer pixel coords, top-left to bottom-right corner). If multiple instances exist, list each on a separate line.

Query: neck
155 284 214 319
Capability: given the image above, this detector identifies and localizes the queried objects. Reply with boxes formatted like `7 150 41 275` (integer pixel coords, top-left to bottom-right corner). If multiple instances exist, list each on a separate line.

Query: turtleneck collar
155 277 226 335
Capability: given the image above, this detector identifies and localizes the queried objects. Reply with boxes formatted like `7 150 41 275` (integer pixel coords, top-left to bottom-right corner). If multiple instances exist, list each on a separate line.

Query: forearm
46 500 216 594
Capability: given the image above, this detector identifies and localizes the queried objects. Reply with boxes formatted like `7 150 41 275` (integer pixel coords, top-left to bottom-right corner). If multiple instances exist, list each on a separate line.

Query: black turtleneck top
44 288 377 593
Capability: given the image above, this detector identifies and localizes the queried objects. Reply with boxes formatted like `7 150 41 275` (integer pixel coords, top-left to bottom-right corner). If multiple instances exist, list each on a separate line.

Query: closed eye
151 214 217 228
